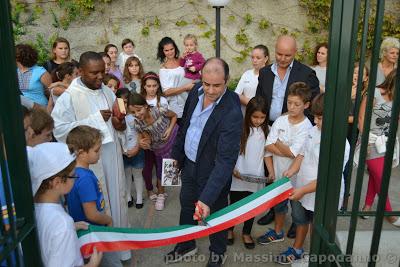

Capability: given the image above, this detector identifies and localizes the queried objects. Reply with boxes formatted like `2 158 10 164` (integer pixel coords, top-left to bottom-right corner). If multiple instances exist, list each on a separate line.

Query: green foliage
258 18 270 30
112 23 120 34
192 15 207 29
244 13 253 25
11 1 43 42
201 29 214 39
175 20 188 27
228 15 236 22
235 28 249 46
141 26 150 37
227 77 240 91
29 33 58 65
152 16 160 28
233 47 252 63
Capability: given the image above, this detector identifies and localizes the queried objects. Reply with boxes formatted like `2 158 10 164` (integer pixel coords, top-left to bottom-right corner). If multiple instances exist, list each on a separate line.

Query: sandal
242 235 255 249
155 194 165 211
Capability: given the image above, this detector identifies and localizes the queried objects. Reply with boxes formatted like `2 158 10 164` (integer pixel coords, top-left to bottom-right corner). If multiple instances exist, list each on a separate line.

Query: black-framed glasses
64 174 79 179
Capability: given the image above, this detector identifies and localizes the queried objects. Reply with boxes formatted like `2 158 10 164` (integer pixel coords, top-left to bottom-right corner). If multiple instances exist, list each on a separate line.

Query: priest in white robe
51 51 130 261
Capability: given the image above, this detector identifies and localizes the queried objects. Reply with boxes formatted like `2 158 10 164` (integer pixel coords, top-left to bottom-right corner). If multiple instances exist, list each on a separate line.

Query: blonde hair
184 34 198 46
380 37 400 59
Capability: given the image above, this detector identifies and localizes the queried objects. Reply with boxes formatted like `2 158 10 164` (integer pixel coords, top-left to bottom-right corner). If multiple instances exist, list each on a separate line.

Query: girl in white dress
228 96 274 249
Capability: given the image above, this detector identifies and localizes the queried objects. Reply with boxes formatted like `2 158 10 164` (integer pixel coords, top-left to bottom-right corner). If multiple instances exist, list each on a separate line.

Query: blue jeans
291 200 314 225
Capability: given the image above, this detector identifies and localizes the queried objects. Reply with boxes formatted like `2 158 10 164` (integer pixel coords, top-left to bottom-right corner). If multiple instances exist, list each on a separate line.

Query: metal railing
310 0 400 266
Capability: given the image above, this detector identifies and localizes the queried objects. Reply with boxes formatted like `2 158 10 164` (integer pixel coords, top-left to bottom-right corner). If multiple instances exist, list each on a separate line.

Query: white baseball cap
27 142 76 196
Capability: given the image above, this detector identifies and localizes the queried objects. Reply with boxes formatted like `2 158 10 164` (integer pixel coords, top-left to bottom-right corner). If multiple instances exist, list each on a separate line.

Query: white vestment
51 78 128 229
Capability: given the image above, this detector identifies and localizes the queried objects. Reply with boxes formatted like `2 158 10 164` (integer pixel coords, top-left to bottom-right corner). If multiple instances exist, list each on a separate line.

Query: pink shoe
155 194 165 211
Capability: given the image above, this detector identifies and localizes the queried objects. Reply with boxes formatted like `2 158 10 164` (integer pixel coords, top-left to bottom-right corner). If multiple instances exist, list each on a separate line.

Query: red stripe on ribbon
81 188 292 256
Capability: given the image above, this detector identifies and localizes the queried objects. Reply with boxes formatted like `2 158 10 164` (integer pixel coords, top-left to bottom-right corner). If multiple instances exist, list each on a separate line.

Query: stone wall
20 0 399 79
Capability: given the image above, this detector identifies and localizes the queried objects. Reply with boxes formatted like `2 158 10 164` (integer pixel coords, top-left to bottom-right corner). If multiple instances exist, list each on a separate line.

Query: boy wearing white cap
28 142 102 267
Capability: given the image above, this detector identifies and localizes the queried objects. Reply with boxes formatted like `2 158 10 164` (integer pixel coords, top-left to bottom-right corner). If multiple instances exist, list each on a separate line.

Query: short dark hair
288 82 312 103
122 38 135 48
202 57 230 82
79 51 103 68
157 37 180 63
66 125 102 153
15 44 38 67
31 108 54 135
116 87 130 98
311 93 324 116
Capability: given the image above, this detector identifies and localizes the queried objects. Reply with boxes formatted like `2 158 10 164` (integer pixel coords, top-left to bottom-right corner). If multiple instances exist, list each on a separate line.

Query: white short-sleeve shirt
265 114 312 184
296 126 350 211
146 96 169 109
234 69 259 114
35 203 83 267
231 127 267 192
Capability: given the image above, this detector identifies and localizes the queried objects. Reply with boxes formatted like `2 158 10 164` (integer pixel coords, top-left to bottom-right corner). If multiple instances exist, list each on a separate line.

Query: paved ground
120 165 400 267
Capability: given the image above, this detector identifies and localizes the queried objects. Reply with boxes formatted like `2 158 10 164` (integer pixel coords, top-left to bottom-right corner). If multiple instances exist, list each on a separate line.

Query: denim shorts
291 200 314 225
123 150 145 169
273 199 289 214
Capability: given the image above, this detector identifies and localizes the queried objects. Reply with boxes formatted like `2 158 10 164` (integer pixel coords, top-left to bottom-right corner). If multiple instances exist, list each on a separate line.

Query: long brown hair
123 56 144 83
140 72 163 107
378 68 397 101
240 96 269 155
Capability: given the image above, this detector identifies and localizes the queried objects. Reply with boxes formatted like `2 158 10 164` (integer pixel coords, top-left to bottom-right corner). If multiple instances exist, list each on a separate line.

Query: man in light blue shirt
184 87 225 162
269 60 294 121
167 58 242 267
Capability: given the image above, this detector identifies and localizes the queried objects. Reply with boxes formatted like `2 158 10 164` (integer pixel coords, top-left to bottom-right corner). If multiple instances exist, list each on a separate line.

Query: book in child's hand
112 98 126 120
161 159 181 186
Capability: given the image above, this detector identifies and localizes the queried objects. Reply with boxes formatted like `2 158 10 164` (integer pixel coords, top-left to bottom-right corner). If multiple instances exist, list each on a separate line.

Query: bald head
202 57 229 82
275 35 297 69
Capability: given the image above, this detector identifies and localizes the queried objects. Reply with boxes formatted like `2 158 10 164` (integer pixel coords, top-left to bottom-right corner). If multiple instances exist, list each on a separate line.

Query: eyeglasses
63 174 79 179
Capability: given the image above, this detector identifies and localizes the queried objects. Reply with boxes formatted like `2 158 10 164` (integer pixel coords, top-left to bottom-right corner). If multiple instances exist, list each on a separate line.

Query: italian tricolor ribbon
78 178 293 256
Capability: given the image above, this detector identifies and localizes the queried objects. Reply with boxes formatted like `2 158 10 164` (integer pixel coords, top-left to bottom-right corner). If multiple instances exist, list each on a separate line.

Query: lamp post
208 0 230 58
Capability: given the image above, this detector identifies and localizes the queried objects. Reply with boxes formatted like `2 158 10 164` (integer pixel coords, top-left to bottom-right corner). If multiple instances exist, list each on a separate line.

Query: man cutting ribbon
165 58 243 267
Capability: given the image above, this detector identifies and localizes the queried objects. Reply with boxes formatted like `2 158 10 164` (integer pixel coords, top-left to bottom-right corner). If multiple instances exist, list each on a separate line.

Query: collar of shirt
271 60 294 77
197 86 226 108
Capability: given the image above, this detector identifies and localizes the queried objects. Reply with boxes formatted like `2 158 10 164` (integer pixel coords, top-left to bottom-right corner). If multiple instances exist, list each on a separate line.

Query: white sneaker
392 217 400 227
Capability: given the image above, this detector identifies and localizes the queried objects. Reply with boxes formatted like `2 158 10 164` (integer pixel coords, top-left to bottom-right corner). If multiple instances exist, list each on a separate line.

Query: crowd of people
15 33 399 267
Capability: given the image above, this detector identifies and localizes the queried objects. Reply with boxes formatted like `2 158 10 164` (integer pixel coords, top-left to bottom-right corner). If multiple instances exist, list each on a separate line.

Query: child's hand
267 172 275 183
188 66 196 72
162 127 172 141
86 247 103 267
282 169 293 178
139 137 151 150
126 145 139 157
289 188 305 201
232 169 241 179
74 221 89 231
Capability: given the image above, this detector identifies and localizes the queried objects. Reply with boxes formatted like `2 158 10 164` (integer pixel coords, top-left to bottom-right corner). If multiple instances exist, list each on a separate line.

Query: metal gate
0 0 42 266
310 0 400 266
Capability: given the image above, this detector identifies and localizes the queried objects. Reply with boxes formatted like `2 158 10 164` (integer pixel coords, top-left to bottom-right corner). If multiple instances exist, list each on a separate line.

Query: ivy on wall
10 0 400 67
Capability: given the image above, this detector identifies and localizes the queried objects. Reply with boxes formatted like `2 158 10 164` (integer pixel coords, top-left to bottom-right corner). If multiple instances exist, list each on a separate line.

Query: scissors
194 201 210 227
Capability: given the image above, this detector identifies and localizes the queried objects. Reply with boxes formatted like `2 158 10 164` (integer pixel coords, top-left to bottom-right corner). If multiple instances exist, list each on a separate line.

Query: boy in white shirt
257 82 313 245
27 142 102 267
275 93 349 264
